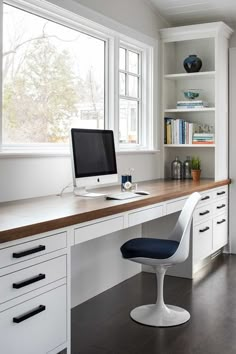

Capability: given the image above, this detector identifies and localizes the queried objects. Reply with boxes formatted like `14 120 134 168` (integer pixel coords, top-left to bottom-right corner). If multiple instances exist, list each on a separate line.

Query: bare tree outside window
2 4 105 144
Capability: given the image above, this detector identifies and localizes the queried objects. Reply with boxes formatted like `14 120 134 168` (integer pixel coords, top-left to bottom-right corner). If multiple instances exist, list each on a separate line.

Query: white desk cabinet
0 179 230 354
0 230 69 354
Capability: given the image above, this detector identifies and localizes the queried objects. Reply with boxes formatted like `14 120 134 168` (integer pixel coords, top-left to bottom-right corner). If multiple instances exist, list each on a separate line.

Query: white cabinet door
212 214 228 251
193 220 212 263
0 285 67 354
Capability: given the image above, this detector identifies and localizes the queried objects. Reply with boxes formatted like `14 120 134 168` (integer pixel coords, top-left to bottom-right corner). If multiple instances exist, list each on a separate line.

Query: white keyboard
106 192 139 200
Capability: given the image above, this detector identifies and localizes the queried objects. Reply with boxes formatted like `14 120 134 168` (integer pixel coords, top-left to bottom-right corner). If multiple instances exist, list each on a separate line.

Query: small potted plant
191 156 201 181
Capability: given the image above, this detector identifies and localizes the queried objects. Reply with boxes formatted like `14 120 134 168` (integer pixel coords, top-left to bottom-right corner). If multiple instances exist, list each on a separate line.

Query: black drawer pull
199 210 210 216
13 305 46 324
199 226 210 233
13 273 46 289
217 191 226 196
217 204 226 209
201 196 210 201
12 245 46 259
217 219 226 225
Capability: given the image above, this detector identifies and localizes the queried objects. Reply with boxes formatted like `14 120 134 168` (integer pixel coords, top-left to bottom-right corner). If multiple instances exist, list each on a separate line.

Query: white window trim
0 0 157 156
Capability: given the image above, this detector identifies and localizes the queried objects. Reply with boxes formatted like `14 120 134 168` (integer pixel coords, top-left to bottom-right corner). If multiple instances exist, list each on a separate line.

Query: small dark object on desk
134 191 150 195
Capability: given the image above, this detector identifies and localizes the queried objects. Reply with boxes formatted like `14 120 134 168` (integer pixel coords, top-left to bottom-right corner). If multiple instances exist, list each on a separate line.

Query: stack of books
176 100 209 109
164 117 194 145
192 133 215 144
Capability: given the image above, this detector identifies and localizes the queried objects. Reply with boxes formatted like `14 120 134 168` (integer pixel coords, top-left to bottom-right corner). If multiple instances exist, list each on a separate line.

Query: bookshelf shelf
164 144 215 148
164 71 216 80
165 108 215 113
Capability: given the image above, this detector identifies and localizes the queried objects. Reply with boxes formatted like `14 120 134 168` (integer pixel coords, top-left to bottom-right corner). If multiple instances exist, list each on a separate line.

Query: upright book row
164 117 193 145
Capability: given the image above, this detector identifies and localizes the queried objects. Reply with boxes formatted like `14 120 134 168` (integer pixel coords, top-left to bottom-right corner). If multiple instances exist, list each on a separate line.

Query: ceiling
149 0 236 28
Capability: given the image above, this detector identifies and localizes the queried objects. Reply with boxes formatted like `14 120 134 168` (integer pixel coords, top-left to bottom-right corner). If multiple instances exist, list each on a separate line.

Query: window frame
119 43 142 147
0 0 155 155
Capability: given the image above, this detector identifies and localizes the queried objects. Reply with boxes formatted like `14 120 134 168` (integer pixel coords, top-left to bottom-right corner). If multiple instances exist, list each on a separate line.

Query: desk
0 179 230 354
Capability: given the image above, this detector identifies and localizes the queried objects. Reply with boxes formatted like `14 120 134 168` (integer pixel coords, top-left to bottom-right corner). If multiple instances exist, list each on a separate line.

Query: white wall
229 48 236 253
230 32 236 47
0 0 167 203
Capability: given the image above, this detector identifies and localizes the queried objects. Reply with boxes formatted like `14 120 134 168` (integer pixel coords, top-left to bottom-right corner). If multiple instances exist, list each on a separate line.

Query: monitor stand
73 187 105 198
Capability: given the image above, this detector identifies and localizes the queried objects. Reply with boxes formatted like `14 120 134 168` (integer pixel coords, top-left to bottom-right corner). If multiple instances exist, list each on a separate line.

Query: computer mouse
134 191 150 195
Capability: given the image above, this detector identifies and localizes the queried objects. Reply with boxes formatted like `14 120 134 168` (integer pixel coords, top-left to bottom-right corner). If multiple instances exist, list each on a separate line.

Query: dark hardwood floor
71 254 236 354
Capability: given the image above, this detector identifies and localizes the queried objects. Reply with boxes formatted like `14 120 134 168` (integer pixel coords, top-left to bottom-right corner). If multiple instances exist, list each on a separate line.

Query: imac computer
70 128 118 197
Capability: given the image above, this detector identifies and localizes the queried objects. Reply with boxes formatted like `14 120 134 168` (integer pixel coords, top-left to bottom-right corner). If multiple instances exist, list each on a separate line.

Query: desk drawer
194 204 212 225
0 255 66 305
166 198 186 215
74 216 124 244
198 191 213 205
0 285 67 354
212 186 228 199
0 232 67 269
193 220 212 263
212 198 227 215
128 205 163 227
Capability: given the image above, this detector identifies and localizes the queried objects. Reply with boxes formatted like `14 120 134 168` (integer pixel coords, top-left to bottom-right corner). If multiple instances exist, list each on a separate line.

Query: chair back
169 192 201 263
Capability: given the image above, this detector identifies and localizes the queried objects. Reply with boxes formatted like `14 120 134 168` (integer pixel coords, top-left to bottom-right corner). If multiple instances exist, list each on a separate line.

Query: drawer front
0 285 67 354
212 198 227 215
212 186 228 200
198 190 213 206
166 198 186 215
0 232 67 269
0 255 66 305
128 205 163 227
74 216 124 244
213 214 228 251
193 220 212 263
194 204 212 225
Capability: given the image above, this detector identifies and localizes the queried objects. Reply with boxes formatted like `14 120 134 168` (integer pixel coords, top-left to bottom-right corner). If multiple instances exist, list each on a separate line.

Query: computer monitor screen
71 128 118 196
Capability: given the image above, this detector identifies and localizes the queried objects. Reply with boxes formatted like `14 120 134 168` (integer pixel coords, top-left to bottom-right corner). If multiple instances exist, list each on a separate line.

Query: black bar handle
199 210 210 216
217 219 226 225
217 191 226 196
13 273 46 289
217 204 226 209
201 196 210 201
13 305 46 324
12 245 46 259
199 226 210 233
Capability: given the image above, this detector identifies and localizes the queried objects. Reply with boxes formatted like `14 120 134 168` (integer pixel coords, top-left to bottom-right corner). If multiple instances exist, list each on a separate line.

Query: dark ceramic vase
183 54 202 73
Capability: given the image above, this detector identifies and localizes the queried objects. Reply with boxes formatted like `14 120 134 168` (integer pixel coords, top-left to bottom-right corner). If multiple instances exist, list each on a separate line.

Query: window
1 0 154 152
2 3 105 144
119 47 141 145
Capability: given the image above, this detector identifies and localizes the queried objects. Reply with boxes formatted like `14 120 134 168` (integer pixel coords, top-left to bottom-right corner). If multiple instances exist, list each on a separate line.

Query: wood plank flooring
70 255 236 354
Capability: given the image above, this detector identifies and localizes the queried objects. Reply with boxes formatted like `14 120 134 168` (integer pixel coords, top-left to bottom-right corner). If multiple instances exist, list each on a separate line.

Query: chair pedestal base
130 304 190 327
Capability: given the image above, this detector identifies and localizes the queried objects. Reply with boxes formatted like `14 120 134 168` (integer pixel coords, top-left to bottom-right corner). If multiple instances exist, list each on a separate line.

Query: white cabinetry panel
0 285 67 354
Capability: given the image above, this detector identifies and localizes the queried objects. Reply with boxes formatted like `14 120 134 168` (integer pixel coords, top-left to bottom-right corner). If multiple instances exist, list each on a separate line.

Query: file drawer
0 284 67 354
213 214 228 251
74 216 124 244
0 255 66 305
0 232 67 269
128 205 163 227
193 220 212 263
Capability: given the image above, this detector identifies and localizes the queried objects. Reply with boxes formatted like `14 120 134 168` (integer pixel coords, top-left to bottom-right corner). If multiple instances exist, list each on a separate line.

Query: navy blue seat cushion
120 238 179 260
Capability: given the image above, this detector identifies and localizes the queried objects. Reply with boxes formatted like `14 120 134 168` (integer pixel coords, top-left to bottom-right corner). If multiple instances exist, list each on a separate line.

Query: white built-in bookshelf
160 22 233 180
